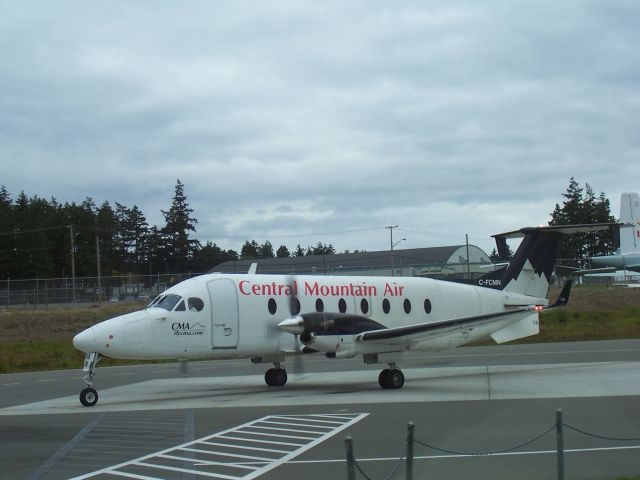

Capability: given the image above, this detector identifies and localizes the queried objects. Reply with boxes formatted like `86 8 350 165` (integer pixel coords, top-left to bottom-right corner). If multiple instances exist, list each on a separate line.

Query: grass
0 285 639 374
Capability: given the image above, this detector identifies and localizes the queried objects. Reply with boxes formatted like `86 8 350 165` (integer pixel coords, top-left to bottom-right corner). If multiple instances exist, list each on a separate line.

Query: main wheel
80 387 98 407
272 368 287 387
378 369 404 389
389 369 404 389
378 369 392 389
265 368 276 386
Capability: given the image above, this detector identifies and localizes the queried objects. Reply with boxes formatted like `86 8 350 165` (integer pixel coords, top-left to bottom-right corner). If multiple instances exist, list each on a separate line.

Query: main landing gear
378 364 404 389
264 362 288 387
79 352 101 407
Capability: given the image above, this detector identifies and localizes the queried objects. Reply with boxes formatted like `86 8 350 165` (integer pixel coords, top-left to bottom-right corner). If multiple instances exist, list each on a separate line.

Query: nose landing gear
79 352 102 407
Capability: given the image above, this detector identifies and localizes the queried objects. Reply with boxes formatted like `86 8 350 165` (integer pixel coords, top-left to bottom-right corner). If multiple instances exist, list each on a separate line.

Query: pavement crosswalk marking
69 412 368 480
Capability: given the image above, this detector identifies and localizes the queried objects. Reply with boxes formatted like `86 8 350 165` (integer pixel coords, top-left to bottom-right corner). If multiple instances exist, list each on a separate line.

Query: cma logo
172 322 205 336
479 279 502 287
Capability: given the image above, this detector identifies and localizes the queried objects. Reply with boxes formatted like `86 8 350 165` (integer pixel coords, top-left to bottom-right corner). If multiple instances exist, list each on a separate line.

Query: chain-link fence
345 409 640 480
0 273 206 308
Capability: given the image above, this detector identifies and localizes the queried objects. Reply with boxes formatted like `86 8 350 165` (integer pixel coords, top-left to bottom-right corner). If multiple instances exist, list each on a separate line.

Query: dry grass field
0 285 639 373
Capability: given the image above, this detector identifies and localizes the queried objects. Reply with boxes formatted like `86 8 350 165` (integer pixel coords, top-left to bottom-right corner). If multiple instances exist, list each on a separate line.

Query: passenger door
207 278 239 348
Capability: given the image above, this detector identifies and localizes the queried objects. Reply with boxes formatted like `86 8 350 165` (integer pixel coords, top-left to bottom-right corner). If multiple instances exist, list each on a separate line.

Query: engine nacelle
306 334 357 359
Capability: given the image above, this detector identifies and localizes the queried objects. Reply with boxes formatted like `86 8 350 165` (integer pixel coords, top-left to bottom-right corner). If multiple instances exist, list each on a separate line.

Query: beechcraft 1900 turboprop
72 224 612 407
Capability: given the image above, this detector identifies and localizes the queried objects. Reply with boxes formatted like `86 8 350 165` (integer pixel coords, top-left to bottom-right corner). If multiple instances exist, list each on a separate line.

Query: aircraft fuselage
73 272 542 361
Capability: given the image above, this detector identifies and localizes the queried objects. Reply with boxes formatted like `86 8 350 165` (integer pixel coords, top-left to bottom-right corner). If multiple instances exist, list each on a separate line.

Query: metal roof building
212 244 492 279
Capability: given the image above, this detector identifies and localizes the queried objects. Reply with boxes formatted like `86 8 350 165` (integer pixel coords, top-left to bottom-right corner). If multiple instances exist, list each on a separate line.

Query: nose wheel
80 387 99 407
79 352 102 407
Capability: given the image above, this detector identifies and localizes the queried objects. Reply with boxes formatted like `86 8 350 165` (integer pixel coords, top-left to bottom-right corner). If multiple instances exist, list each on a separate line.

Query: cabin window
188 297 204 312
291 297 301 315
338 298 347 313
154 294 181 311
382 298 390 314
174 300 186 311
403 298 411 314
315 298 324 312
360 298 369 315
424 298 432 314
268 298 277 315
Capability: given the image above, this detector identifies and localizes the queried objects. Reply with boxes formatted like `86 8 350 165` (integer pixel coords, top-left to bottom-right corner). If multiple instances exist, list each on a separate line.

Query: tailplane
492 224 615 298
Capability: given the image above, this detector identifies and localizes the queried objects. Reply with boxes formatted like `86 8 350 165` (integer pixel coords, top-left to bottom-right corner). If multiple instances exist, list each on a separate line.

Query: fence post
406 422 415 480
556 409 564 480
345 436 356 480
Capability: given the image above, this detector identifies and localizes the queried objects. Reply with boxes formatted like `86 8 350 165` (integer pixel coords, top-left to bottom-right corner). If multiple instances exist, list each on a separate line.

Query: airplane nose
73 328 96 352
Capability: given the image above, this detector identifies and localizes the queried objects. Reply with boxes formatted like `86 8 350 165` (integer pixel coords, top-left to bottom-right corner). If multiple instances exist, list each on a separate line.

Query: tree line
0 177 616 280
0 180 337 280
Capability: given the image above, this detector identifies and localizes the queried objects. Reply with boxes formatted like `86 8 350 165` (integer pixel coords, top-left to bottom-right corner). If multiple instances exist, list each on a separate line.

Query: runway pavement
1 340 639 479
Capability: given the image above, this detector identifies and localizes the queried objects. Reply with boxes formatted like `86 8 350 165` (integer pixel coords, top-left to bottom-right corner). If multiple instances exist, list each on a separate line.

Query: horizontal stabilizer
490 313 539 343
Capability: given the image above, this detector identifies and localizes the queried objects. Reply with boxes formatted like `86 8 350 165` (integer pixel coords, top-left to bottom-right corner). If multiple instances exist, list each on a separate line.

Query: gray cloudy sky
1 1 639 255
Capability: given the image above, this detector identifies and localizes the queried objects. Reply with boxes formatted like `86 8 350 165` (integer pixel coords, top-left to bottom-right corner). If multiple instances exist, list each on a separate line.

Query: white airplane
590 193 640 272
72 224 610 407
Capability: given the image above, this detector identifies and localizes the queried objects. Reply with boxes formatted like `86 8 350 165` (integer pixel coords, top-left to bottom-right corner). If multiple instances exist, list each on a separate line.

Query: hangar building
212 244 493 279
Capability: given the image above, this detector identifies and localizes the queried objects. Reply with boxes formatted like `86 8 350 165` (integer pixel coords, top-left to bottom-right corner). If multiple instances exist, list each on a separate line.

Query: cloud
1 1 639 255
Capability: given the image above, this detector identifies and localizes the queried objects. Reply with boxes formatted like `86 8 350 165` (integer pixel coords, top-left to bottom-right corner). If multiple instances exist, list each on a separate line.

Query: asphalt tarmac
1 339 639 479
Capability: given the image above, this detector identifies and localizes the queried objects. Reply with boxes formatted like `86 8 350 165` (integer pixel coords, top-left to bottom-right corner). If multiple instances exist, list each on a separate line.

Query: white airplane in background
590 193 640 272
72 224 611 407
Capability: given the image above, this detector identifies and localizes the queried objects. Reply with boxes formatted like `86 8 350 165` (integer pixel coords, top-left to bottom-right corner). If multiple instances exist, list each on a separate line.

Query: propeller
284 274 315 374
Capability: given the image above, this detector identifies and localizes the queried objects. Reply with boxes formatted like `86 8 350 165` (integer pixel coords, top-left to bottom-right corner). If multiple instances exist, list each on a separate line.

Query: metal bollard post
556 409 564 480
345 436 356 480
406 422 415 480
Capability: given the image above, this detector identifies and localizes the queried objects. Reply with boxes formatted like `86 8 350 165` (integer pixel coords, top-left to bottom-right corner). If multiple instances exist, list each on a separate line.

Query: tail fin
619 193 640 253
492 224 615 298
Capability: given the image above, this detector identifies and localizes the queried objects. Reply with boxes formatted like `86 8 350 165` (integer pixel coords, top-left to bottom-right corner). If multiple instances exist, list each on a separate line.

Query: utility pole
386 226 405 276
69 225 76 302
386 225 397 276
95 232 102 302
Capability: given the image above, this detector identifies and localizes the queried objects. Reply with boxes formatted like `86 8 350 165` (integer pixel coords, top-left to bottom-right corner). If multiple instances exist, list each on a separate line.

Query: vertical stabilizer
619 193 640 253
492 224 615 298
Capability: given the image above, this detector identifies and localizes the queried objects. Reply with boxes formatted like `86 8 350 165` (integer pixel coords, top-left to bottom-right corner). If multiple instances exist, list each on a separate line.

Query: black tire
378 369 392 389
80 387 98 407
264 368 275 386
389 369 405 389
272 368 288 387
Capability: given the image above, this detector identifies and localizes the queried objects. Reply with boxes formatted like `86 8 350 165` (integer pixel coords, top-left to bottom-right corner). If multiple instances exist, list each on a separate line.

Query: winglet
546 280 573 309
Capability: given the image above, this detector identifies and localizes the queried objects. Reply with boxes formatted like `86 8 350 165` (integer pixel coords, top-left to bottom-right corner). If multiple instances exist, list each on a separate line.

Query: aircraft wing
356 280 571 346
356 306 536 345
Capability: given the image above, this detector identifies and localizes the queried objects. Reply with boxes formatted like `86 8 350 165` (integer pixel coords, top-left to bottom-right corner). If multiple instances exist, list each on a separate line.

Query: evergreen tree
549 178 615 259
257 240 275 259
276 245 290 258
191 242 238 271
293 244 305 257
241 240 260 259
307 242 336 256
0 186 12 277
161 179 200 272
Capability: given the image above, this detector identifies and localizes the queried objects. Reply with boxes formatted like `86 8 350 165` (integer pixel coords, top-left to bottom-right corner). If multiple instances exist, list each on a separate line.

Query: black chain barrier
414 424 556 456
353 436 409 480
346 413 640 479
563 422 640 442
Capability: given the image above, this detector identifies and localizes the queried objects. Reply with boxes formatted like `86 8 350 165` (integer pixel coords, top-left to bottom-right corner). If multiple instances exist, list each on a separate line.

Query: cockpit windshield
146 294 182 311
